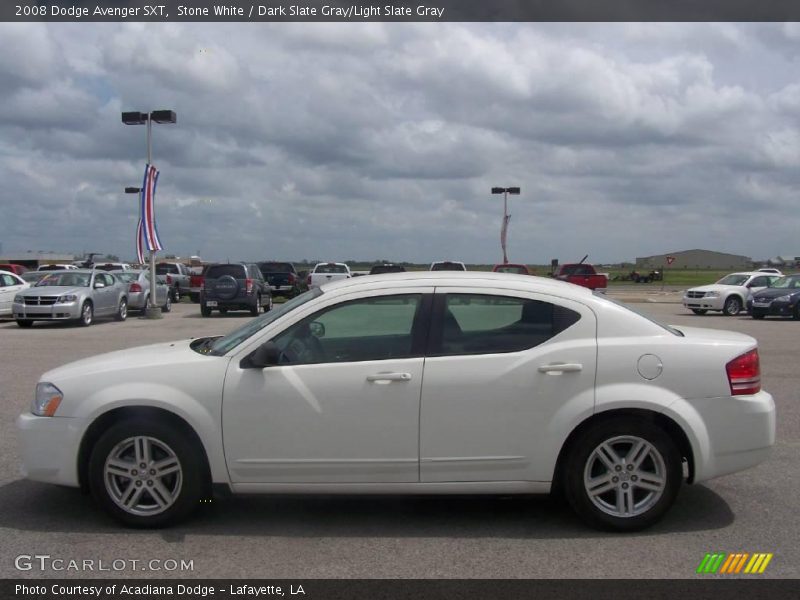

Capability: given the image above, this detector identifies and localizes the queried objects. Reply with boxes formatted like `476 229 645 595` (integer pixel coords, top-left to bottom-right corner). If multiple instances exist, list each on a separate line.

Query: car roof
319 270 593 297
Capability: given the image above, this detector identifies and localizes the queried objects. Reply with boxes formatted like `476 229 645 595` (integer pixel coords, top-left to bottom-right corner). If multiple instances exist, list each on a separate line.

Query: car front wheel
88 419 205 528
16 319 33 328
78 301 93 326
691 309 707 315
563 418 682 532
723 296 742 316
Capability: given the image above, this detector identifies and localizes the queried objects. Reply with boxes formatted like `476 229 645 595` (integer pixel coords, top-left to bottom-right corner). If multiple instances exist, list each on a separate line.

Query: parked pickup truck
308 262 351 288
155 262 192 301
554 263 608 290
189 265 208 303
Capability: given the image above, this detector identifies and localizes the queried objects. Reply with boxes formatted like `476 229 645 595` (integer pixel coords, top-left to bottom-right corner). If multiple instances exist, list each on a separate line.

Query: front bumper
683 296 724 311
16 412 84 487
13 301 81 321
750 300 795 318
688 390 775 483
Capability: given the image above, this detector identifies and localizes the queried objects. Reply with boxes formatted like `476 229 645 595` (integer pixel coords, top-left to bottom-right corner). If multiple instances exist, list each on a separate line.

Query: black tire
141 294 150 314
16 319 33 328
115 298 128 321
78 301 93 327
172 286 181 303
691 309 707 315
562 417 682 532
752 313 765 320
88 418 206 528
189 293 199 304
723 296 742 316
162 293 172 313
265 295 273 312
250 295 260 316
793 304 800 321
219 307 228 315
200 304 212 317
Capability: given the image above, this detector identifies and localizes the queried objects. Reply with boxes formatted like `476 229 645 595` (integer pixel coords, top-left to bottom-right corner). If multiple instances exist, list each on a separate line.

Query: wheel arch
77 406 212 496
552 408 695 494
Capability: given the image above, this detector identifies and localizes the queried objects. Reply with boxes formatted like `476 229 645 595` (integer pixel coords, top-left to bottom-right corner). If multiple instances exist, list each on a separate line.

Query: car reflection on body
748 274 800 320
17 272 774 531
114 270 172 314
12 269 128 327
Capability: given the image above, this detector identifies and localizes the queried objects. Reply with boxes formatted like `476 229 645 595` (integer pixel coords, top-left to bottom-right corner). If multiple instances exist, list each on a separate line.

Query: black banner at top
3 0 800 22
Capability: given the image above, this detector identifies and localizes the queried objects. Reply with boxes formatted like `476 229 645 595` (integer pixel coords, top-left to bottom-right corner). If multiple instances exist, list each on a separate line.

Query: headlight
14 295 24 303
57 294 78 303
705 291 719 298
775 295 792 303
32 383 63 417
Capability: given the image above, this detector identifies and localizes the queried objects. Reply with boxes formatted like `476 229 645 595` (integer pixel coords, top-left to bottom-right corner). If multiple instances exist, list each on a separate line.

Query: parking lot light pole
122 110 176 319
491 186 520 264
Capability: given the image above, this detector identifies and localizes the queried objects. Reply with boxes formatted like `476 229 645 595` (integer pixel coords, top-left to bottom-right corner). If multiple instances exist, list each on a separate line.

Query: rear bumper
687 391 775 482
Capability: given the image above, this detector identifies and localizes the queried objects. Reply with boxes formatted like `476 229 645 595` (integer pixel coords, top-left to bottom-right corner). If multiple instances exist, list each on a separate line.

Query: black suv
257 261 305 298
201 263 271 317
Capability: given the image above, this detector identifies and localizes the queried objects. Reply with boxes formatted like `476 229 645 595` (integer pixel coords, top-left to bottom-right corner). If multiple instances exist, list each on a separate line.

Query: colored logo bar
697 553 773 574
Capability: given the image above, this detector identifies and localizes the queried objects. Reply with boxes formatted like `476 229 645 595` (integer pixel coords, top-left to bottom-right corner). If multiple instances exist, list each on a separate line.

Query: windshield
716 274 748 286
205 288 324 356
495 265 528 274
431 262 466 271
315 264 347 274
259 262 293 272
768 276 800 289
37 272 90 287
115 271 143 283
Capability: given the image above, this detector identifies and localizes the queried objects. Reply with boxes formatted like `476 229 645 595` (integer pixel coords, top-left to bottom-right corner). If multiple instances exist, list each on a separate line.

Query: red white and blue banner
135 217 145 264
139 163 163 253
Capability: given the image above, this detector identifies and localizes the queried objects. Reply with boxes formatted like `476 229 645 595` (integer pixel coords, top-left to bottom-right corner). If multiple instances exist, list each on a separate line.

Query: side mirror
240 341 281 369
309 321 325 338
94 282 105 289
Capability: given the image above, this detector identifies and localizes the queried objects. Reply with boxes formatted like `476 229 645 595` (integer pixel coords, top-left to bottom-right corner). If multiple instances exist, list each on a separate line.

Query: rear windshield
495 265 528 274
95 264 124 271
115 272 141 283
560 265 593 275
206 264 247 279
431 262 466 271
156 264 180 274
370 265 405 274
259 262 294 272
315 264 348 274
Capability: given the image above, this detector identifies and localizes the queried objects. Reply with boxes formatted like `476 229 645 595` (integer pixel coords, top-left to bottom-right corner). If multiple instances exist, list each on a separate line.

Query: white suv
683 272 778 316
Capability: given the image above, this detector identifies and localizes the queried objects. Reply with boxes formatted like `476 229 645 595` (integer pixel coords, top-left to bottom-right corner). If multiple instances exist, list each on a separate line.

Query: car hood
22 286 87 296
42 339 208 382
753 288 800 300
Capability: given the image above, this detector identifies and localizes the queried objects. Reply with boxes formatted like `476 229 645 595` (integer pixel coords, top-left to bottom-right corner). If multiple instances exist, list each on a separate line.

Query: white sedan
17 272 775 531
683 272 779 316
0 269 30 317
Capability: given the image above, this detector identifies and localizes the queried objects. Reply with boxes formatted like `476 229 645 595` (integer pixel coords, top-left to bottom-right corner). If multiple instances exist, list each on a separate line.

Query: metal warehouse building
636 249 752 270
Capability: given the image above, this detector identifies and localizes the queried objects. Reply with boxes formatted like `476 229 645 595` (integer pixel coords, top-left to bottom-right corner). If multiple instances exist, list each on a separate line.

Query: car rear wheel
563 418 682 531
172 287 181 302
115 298 128 321
88 419 205 528
162 293 172 313
691 309 707 315
265 295 273 312
200 304 212 317
723 296 742 316
250 295 261 316
16 319 33 328
219 307 228 315
79 301 93 327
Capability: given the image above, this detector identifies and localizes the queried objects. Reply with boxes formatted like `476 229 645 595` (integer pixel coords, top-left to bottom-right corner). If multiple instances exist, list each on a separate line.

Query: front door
223 289 432 483
420 289 597 483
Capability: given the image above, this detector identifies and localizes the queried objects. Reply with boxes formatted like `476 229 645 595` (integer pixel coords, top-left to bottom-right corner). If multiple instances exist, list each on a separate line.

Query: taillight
288 273 296 284
166 274 172 284
726 349 761 396
200 280 205 291
307 274 312 286
130 283 142 293
245 278 254 294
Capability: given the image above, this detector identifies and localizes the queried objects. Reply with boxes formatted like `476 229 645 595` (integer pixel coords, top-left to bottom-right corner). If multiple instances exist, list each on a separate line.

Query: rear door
419 288 597 483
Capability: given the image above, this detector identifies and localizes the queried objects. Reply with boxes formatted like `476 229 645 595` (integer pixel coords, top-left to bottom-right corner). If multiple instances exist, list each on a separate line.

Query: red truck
554 263 608 290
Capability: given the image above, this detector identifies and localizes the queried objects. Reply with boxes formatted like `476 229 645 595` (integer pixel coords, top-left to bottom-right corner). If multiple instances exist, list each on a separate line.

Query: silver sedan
115 270 171 313
13 270 128 327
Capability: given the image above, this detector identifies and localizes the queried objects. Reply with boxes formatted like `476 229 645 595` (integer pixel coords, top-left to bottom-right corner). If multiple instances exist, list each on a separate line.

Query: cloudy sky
1 23 798 264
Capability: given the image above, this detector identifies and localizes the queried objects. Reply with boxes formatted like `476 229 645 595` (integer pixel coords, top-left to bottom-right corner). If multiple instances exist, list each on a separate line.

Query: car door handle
366 372 412 382
538 363 583 373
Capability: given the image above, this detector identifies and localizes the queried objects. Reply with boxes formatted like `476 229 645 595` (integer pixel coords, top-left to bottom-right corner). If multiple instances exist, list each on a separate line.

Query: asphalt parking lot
0 299 797 579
